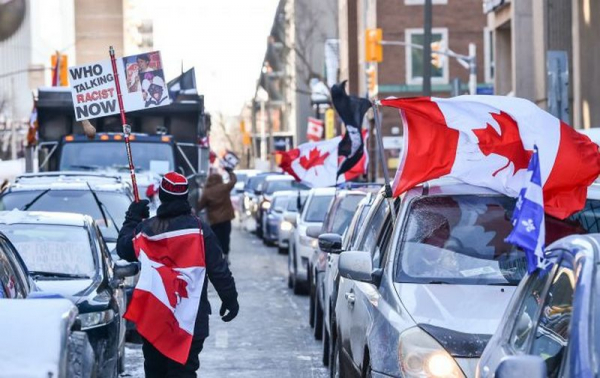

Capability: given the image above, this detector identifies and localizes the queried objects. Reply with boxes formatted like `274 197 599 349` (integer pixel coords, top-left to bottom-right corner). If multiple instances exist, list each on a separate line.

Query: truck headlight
399 327 464 378
261 201 271 210
77 309 115 330
280 221 293 231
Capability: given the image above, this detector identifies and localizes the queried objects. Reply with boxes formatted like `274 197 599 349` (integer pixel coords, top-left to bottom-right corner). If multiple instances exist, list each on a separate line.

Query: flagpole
109 46 140 202
372 102 397 223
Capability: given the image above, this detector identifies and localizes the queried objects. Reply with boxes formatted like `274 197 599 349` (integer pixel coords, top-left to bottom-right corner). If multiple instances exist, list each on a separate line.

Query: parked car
477 235 600 377
0 230 96 378
321 190 379 367
332 180 600 378
288 188 335 295
0 211 138 377
257 175 309 239
263 190 293 246
278 191 309 254
309 189 367 342
231 169 261 220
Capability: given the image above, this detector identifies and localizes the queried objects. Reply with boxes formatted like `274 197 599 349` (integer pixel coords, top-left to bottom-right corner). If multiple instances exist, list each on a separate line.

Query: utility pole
468 43 477 96
422 0 433 96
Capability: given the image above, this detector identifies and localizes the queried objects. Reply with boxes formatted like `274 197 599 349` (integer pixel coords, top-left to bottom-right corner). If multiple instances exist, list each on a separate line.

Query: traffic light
365 28 383 63
366 65 377 95
51 53 68 86
430 41 444 69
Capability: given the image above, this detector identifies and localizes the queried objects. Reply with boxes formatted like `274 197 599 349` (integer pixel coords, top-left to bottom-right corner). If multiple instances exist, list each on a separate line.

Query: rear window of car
0 190 130 241
395 195 600 286
303 195 334 223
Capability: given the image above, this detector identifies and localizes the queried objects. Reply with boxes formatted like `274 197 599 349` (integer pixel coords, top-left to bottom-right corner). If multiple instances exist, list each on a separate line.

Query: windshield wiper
427 280 451 284
85 182 120 234
21 189 51 211
30 271 89 279
67 164 101 171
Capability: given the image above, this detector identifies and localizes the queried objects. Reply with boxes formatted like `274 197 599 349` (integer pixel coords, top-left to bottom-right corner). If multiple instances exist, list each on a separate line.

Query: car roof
7 172 131 193
0 210 90 227
271 190 306 197
265 175 293 182
309 187 337 196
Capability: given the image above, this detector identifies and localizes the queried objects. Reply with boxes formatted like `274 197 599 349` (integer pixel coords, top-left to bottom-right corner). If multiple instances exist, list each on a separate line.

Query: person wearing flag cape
117 172 239 377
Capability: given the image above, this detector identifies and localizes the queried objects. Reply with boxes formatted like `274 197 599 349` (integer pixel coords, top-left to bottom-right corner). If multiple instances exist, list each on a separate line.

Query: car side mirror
306 225 322 239
114 262 140 279
284 212 297 226
495 355 546 378
319 233 342 254
339 251 373 283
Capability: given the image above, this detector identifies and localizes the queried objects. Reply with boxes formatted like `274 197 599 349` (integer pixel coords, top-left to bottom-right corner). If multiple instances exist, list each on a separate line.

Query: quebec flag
505 145 549 273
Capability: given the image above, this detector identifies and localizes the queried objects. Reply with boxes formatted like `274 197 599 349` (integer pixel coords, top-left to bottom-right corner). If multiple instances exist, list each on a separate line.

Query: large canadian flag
125 228 206 364
380 96 600 219
277 137 341 187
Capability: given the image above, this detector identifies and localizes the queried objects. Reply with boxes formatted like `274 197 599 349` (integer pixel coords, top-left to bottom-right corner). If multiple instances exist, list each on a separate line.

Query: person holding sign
117 172 239 377
198 168 238 264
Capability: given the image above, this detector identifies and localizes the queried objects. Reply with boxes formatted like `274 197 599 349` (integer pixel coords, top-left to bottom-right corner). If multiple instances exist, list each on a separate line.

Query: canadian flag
277 137 341 187
380 96 600 219
125 228 206 364
307 117 324 141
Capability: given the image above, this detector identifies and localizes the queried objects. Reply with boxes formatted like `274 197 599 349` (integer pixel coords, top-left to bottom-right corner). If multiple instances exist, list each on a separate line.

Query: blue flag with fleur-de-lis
505 145 549 274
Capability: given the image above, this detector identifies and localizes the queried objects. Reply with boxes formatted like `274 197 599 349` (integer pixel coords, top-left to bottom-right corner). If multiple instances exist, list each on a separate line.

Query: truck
27 87 211 210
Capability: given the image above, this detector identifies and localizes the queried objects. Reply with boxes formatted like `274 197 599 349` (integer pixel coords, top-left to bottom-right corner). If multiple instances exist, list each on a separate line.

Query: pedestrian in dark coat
198 168 237 262
117 172 238 378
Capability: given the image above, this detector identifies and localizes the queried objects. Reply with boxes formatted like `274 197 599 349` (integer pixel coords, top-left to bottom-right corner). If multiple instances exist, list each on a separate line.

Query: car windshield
0 190 130 241
272 196 289 211
396 195 600 286
304 195 334 223
60 141 174 174
329 195 365 235
265 180 309 194
0 224 95 277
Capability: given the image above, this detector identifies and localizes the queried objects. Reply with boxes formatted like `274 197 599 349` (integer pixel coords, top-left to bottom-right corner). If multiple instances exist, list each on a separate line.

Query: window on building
484 27 495 83
405 28 449 85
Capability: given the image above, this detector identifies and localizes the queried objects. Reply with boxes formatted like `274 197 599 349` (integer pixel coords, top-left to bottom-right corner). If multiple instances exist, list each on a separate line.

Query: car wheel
322 324 330 366
314 297 323 340
68 331 97 378
309 271 315 328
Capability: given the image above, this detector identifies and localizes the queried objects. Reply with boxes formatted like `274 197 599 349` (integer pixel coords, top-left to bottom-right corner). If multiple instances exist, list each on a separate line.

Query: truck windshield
59 141 175 174
0 190 130 241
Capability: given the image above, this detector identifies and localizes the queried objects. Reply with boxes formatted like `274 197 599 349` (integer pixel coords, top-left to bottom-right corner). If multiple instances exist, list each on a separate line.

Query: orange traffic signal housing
365 28 383 63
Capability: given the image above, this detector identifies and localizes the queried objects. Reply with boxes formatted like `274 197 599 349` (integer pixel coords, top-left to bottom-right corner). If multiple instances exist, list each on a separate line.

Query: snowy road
121 226 327 378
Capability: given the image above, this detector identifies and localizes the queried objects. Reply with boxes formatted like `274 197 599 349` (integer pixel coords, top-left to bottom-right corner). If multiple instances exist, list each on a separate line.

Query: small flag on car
505 146 550 273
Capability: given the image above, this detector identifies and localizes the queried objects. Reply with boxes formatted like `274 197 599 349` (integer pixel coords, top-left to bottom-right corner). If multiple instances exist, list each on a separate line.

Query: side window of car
510 269 553 352
529 266 575 376
0 241 24 298
357 199 389 254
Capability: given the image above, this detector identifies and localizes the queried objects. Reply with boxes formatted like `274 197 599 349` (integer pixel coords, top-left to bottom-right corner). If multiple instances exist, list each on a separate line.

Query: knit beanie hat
159 172 189 203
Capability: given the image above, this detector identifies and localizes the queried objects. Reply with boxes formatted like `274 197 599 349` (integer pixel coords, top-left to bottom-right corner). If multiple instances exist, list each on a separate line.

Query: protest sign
220 150 240 170
69 51 170 121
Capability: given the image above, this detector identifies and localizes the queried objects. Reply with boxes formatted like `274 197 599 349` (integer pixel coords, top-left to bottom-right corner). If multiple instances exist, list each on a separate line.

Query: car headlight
299 234 314 247
261 201 271 210
311 238 319 249
77 309 115 330
399 327 464 378
280 221 293 231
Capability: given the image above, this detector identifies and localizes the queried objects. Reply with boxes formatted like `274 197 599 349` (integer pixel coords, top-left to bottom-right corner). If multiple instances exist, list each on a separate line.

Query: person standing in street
117 172 239 378
198 168 237 263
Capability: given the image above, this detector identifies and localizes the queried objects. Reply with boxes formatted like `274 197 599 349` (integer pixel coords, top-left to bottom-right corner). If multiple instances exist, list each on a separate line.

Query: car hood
395 283 515 335
35 279 96 304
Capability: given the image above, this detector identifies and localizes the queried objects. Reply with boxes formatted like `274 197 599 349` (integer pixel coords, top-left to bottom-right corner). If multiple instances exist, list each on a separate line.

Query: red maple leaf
472 111 533 176
299 147 330 171
155 266 189 308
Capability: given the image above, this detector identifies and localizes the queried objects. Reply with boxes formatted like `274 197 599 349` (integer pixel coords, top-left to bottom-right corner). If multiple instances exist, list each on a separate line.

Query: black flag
168 67 197 100
331 81 372 177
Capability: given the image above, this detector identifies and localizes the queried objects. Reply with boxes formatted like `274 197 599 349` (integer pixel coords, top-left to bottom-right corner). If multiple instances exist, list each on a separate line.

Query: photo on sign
123 51 162 93
140 70 169 107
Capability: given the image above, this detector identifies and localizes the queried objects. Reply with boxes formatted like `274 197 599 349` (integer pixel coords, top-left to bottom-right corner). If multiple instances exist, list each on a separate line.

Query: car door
337 196 389 372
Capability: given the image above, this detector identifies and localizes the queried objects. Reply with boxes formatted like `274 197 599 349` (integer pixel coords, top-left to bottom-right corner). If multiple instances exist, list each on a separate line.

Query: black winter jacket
116 199 237 339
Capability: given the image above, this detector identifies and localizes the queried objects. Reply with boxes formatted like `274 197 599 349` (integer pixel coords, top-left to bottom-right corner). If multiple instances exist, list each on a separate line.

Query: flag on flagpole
51 52 61 86
380 95 600 219
276 137 341 187
505 146 549 273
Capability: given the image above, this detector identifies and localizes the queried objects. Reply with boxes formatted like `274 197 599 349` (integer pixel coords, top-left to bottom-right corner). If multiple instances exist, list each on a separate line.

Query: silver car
288 188 335 295
334 181 532 378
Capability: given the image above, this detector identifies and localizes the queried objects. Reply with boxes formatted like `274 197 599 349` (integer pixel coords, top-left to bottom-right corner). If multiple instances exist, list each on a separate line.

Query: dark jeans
142 337 205 378
211 220 232 256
